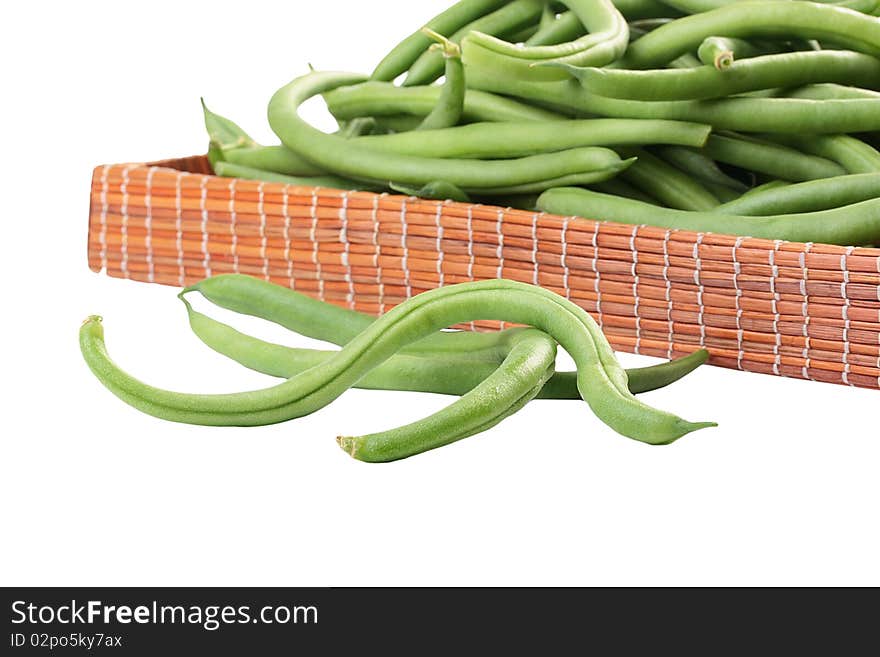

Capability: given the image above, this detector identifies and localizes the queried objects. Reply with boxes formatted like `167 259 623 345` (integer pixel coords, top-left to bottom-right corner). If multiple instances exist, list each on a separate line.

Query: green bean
405 0 545 86
703 133 847 181
464 49 880 133
418 30 466 131
783 83 880 100
526 11 586 45
372 0 508 81
270 71 632 193
506 21 542 43
201 98 256 153
390 180 472 203
713 173 880 214
212 161 374 191
624 1 880 68
82 279 716 443
537 186 880 244
614 0 685 18
372 115 426 133
461 0 630 82
654 145 750 191
337 117 380 139
222 145 326 177
668 52 703 68
355 118 711 159
760 134 880 173
183 276 710 398
696 36 775 68
339 328 558 461
740 179 791 197
618 148 721 209
185 274 505 358
557 51 880 101
702 181 741 202
325 80 566 124
658 0 879 14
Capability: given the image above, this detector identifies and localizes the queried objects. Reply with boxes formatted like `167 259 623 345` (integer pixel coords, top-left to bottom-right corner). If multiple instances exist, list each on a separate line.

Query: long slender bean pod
783 83 880 100
526 11 586 46
537 187 880 244
463 67 880 133
417 30 466 131
371 0 508 81
212 161 380 191
82 280 716 443
712 173 880 214
462 0 630 81
182 278 710 398
355 119 712 159
623 1 880 68
405 0 545 86
617 148 720 210
696 36 775 68
557 51 880 101
703 134 846 181
654 145 749 191
760 134 880 173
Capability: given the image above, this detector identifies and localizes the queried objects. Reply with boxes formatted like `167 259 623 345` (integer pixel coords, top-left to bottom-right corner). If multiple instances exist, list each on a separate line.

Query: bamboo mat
87 155 880 390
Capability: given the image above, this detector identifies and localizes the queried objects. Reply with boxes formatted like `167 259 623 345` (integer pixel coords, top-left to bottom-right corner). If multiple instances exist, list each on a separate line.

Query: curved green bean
82 279 716 443
712 173 880 214
417 30 466 131
354 118 712 159
182 282 710 398
463 68 880 133
462 0 630 81
558 51 880 101
624 1 880 68
703 133 846 181
371 0 508 81
270 71 630 193
537 186 880 244
617 148 720 210
405 0 545 86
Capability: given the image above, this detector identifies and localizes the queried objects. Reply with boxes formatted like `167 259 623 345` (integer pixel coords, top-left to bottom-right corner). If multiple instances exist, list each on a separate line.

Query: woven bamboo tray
87 155 880 390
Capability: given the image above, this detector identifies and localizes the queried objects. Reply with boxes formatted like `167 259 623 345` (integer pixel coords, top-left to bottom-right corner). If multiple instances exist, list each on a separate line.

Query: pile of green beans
81 276 714 461
201 0 880 245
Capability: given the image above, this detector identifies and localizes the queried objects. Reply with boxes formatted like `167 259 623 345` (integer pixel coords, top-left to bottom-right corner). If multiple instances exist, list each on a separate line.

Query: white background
2 1 878 586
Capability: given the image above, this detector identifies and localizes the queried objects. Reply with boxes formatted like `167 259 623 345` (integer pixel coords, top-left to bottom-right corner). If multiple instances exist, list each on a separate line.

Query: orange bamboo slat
88 156 880 391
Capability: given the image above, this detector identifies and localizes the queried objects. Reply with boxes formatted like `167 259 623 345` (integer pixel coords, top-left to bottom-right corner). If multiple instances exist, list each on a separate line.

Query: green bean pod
82 279 716 443
390 180 472 203
212 161 379 192
461 0 630 81
703 133 846 181
353 118 711 158
557 51 880 101
537 186 880 245
624 1 880 67
405 0 545 86
617 148 720 210
783 83 880 100
712 173 880 214
418 30 466 131
760 134 880 173
654 145 749 191
181 284 710 398
696 36 776 69
371 0 508 81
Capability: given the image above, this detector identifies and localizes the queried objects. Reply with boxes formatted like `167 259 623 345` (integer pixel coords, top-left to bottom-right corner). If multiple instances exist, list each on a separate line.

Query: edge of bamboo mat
87 155 880 391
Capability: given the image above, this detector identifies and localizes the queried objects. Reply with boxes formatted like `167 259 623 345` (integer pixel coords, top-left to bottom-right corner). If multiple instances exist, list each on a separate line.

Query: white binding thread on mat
258 182 269 280
282 185 294 290
769 241 783 375
693 234 706 348
732 236 745 370
466 205 477 331
98 165 110 273
590 221 602 327
630 225 641 354
144 167 156 283
340 192 355 308
228 178 239 275
496 208 506 329
531 212 540 286
841 246 855 385
800 242 813 380
662 229 674 360
372 193 386 314
310 189 324 301
120 166 131 279
199 174 211 280
175 172 187 286
400 197 412 300
435 203 445 288
561 217 571 300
